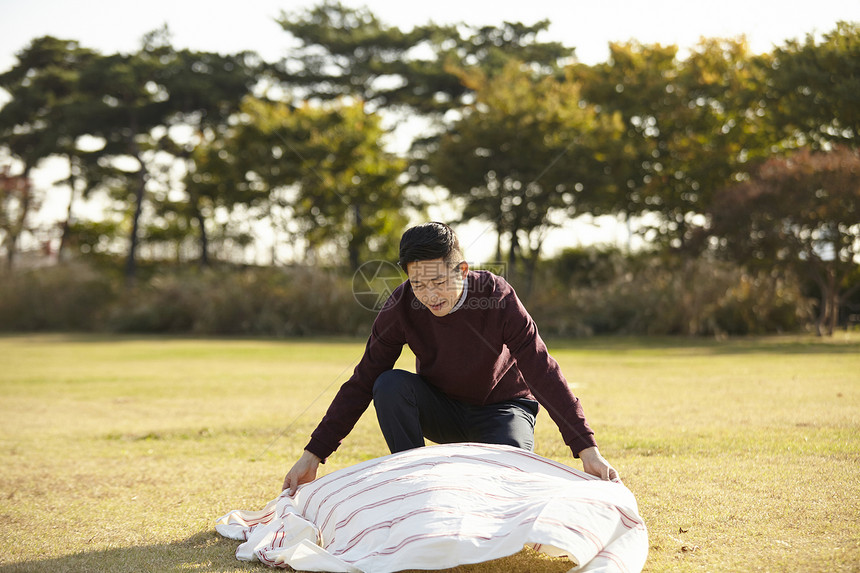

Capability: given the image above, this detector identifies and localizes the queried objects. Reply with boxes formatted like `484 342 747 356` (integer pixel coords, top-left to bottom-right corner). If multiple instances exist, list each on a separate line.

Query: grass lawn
0 332 858 572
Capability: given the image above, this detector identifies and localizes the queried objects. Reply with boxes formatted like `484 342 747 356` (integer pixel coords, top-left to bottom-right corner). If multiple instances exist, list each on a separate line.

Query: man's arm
280 287 408 490
304 317 406 460
499 290 597 455
496 282 621 481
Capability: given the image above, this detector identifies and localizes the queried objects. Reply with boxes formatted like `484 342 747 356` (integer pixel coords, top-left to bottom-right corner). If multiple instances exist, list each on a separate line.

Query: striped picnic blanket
216 443 648 572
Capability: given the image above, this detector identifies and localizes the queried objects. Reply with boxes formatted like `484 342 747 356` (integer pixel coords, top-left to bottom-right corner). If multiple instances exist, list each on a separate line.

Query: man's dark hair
398 222 464 269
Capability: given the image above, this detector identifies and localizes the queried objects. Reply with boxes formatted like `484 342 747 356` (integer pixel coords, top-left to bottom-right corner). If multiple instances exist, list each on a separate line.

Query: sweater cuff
569 434 598 458
305 437 336 463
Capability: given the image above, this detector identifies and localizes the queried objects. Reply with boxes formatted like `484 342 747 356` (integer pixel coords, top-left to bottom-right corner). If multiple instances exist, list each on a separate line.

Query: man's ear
457 261 469 278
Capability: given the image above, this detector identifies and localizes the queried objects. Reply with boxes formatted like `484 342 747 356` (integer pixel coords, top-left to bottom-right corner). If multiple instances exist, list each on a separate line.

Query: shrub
106 266 375 336
0 263 118 331
0 255 816 337
526 253 815 337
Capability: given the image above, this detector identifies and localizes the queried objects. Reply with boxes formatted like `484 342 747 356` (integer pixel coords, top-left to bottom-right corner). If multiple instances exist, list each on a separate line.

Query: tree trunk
813 269 838 337
507 227 519 271
58 159 78 263
184 156 210 267
187 190 209 267
5 231 16 272
348 203 362 271
5 165 33 272
825 269 839 336
125 151 147 285
196 208 209 267
522 230 545 299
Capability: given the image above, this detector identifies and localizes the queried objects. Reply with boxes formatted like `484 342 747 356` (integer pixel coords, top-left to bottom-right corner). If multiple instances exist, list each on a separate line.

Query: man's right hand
282 450 322 495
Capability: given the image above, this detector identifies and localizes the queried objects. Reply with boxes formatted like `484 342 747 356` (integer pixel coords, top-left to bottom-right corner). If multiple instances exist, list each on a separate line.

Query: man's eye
433 280 446 287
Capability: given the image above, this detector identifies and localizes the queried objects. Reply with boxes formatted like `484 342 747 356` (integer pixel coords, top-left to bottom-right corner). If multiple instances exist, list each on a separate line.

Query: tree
0 166 36 270
707 146 860 336
0 36 99 265
285 101 407 268
276 1 428 110
182 97 289 266
276 2 572 115
152 46 261 266
196 96 407 269
74 30 178 282
428 62 624 285
569 39 773 250
74 28 261 278
765 22 860 150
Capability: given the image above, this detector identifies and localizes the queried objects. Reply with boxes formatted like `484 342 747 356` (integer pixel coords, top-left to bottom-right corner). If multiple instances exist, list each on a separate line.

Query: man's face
406 258 468 317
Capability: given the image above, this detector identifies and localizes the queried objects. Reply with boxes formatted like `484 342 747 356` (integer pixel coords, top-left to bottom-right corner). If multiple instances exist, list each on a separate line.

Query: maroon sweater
305 270 597 460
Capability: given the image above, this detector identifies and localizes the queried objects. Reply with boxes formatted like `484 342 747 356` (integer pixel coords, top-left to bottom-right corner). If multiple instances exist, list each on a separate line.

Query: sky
2 0 859 260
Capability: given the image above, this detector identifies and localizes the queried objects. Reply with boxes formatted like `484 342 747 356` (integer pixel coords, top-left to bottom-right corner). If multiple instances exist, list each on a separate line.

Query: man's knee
472 403 536 451
372 369 414 405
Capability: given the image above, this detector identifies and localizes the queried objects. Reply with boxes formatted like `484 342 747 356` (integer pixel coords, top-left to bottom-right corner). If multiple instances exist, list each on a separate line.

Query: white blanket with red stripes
216 443 648 572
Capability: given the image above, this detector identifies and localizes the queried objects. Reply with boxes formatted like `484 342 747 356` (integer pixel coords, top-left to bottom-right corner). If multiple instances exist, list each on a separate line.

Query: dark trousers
372 369 538 454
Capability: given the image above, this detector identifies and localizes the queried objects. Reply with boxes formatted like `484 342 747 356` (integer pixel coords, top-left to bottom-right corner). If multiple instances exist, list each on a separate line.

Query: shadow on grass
0 529 575 573
0 530 257 573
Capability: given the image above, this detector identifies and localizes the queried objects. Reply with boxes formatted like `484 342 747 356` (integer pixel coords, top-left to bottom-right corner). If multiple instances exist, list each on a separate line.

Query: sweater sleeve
500 288 597 457
305 303 406 461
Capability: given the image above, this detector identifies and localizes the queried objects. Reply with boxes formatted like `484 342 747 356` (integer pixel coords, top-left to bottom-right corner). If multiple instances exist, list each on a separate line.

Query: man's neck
449 273 469 314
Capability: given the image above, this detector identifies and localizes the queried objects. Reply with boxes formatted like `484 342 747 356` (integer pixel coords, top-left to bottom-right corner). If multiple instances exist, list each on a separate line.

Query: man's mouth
429 301 445 312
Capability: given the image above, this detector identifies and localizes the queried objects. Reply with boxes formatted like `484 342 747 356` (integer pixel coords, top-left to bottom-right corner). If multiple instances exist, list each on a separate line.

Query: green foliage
569 38 774 249
429 61 624 274
0 37 99 266
767 21 860 149
194 96 407 269
66 218 124 256
275 2 572 114
548 245 628 288
0 166 38 269
276 1 428 109
75 31 261 278
2 13 859 332
0 36 97 164
0 263 377 336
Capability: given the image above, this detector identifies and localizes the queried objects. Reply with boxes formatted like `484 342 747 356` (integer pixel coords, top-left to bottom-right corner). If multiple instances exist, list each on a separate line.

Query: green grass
0 333 858 572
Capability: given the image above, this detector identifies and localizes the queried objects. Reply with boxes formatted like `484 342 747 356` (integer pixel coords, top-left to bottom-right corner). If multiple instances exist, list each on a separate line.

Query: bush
0 255 816 337
0 263 118 331
106 266 374 336
526 253 815 337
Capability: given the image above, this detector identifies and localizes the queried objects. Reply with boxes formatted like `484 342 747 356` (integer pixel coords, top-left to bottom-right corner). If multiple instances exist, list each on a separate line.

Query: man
284 222 618 494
